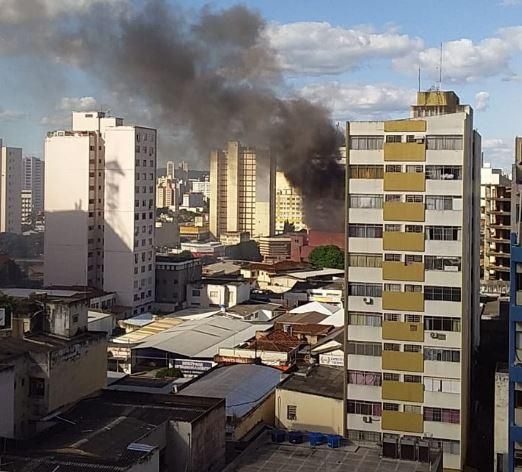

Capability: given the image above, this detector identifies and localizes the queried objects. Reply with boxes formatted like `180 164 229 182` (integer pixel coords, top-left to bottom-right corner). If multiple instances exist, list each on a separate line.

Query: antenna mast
438 42 443 90
418 66 421 92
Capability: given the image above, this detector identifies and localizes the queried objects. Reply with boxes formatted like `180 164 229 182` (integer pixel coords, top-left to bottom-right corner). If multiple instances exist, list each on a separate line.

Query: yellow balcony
384 143 426 162
382 321 424 342
382 380 424 403
382 411 424 433
383 202 425 222
382 351 424 373
383 172 425 191
383 232 425 252
382 261 425 282
382 291 424 312
384 120 426 132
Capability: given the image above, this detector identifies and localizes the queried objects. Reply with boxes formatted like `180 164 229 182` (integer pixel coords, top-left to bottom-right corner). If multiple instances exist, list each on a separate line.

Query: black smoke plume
1 0 345 231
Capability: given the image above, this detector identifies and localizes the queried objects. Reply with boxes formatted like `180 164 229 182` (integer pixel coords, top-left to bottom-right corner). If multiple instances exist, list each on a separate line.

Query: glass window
424 348 460 362
348 224 383 238
348 312 382 327
425 165 462 180
347 342 382 356
350 136 384 150
350 194 383 209
348 283 382 297
426 135 463 150
424 286 461 302
350 165 384 179
348 253 383 268
348 370 382 386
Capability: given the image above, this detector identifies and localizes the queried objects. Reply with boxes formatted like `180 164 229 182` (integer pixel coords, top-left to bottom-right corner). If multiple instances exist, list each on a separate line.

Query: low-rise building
180 240 225 257
273 311 334 345
179 224 210 241
220 231 250 246
259 236 292 263
275 365 344 435
179 364 283 440
2 390 226 472
180 191 205 211
155 218 180 249
155 255 203 310
228 302 285 321
187 278 251 308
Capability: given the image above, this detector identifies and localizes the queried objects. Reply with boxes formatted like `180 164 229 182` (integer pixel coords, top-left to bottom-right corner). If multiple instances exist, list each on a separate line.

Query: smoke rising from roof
1 0 345 231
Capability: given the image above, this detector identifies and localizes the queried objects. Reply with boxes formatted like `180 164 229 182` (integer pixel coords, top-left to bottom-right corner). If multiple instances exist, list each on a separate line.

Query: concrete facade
210 140 275 239
44 112 156 314
22 156 44 214
187 280 250 308
275 171 307 233
494 367 509 472
155 256 203 308
344 91 481 471
0 140 22 234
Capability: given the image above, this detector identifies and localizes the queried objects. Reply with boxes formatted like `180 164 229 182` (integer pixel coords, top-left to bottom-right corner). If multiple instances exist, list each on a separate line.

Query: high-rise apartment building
275 171 307 233
21 189 33 225
481 164 511 283
0 139 22 234
344 91 481 471
44 111 156 314
508 136 522 471
210 140 275 239
22 155 44 214
166 160 175 178
156 176 178 209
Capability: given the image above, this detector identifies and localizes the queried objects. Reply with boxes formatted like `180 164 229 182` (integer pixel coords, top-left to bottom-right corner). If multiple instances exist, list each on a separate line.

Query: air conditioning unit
363 297 373 305
362 416 372 424
430 332 439 339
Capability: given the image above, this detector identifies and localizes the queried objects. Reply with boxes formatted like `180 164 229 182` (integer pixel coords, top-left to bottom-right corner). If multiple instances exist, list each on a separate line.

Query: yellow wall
275 389 343 435
384 120 426 132
234 392 275 440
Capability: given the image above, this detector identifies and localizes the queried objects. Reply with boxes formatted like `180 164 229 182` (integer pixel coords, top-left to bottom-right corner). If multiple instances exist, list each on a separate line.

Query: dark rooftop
278 365 343 399
3 390 224 471
274 311 329 325
228 302 284 317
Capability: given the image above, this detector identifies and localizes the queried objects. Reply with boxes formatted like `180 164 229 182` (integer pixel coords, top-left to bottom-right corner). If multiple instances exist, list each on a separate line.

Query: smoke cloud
0 0 345 231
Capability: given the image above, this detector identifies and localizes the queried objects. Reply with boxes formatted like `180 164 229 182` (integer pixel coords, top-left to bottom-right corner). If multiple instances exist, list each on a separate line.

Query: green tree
308 245 344 269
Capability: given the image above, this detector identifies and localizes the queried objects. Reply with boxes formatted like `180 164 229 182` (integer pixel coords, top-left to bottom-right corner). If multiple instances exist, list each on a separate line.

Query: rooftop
3 390 223 471
278 365 343 399
229 437 438 472
275 311 329 325
179 364 283 418
290 301 340 316
246 330 302 353
228 302 284 317
286 268 344 280
111 316 185 345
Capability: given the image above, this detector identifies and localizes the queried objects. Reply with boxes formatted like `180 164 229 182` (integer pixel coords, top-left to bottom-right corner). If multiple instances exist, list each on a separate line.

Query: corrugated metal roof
290 301 339 315
179 364 283 418
134 316 272 358
112 317 185 344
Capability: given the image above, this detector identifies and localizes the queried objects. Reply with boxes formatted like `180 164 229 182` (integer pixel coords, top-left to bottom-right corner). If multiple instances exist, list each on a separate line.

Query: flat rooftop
4 390 223 471
278 365 343 399
230 439 436 471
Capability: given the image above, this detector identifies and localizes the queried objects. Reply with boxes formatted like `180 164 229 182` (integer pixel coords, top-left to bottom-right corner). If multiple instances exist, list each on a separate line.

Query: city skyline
0 0 521 169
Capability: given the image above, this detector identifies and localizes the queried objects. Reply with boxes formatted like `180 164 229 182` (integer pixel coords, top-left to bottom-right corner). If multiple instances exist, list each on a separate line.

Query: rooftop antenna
418 66 421 92
438 42 443 91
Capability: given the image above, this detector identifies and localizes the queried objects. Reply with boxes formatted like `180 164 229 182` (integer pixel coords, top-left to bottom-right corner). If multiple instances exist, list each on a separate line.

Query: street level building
344 90 481 471
210 140 275 239
44 111 156 314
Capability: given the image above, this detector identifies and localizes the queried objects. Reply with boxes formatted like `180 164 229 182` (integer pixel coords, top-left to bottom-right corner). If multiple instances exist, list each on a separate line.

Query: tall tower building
44 111 156 314
210 140 275 240
156 175 178 210
0 139 22 234
166 160 175 178
344 91 481 471
275 171 307 233
22 156 45 214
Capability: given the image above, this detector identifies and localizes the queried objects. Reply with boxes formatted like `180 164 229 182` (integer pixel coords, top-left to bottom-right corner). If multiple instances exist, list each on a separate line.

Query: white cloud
58 96 98 111
475 91 490 111
299 82 415 121
266 22 423 75
482 138 514 171
498 0 522 5
0 107 26 121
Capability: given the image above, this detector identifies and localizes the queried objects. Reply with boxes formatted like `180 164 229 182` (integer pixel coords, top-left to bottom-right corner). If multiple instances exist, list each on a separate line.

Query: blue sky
1 0 522 168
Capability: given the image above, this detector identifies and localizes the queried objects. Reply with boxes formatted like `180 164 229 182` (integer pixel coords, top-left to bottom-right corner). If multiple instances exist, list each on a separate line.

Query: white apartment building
44 111 156 314
156 175 178 210
22 156 44 214
21 189 32 225
191 177 210 200
344 91 481 471
210 140 275 239
0 139 22 234
275 171 307 233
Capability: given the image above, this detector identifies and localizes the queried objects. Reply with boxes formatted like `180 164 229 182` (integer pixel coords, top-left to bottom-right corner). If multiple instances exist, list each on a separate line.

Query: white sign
0 308 5 328
319 353 343 367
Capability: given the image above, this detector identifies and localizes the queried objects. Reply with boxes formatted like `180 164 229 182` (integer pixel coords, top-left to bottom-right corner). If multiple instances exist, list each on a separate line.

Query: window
385 224 401 232
348 312 382 327
425 195 462 211
404 405 422 414
405 255 422 264
383 283 400 292
404 314 421 323
347 400 382 416
350 194 383 209
350 136 384 150
426 135 463 150
423 377 460 394
406 194 423 203
405 165 424 173
424 316 461 332
72 314 79 323
350 165 384 179
348 224 383 238
405 284 422 293
404 344 422 352
348 283 382 297
347 430 381 443
29 378 45 398
347 342 382 356
383 402 399 411
404 375 421 383
386 165 402 173
385 194 401 202
287 405 297 420
425 165 462 180
425 226 461 241
384 313 401 322
405 225 423 233
424 286 461 302
425 256 461 271
192 289 201 296
348 253 382 268
348 370 382 386
383 343 400 351
383 373 400 381
424 348 460 363
424 407 460 424
384 253 401 262
386 135 402 143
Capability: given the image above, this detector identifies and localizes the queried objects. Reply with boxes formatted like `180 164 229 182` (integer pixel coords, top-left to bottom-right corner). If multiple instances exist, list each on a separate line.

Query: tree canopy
308 245 344 269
